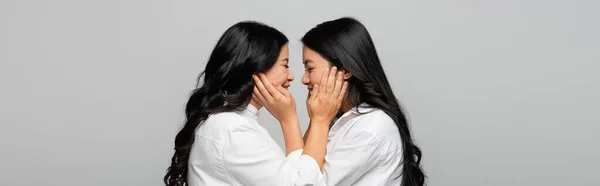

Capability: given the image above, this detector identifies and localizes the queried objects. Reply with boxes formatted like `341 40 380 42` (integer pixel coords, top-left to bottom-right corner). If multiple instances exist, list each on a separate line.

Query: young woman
164 21 347 186
301 17 426 186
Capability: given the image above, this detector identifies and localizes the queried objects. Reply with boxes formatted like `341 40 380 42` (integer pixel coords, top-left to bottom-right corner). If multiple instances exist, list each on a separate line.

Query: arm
303 123 311 143
251 74 305 156
302 120 330 171
222 125 322 186
303 66 349 170
280 116 304 155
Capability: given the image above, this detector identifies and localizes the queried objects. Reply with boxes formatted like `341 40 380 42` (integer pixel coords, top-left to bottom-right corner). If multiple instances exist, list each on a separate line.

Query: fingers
337 81 349 103
253 74 273 101
326 66 337 93
252 94 259 104
253 87 267 104
274 84 291 97
259 74 285 99
318 68 329 95
309 84 319 103
333 70 344 97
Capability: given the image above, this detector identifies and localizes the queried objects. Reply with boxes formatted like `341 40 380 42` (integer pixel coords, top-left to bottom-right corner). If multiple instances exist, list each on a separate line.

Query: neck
250 99 263 110
340 93 354 113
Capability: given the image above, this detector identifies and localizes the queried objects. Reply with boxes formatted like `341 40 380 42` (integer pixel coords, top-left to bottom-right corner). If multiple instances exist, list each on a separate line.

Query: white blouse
187 103 404 186
321 104 404 186
187 105 322 186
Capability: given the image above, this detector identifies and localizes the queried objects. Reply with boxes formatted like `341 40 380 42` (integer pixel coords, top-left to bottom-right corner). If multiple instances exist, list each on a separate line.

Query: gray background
1 0 599 185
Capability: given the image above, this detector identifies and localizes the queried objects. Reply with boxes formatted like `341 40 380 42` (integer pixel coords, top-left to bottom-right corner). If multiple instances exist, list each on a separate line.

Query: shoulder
206 112 251 127
350 109 403 151
196 112 257 140
355 109 399 136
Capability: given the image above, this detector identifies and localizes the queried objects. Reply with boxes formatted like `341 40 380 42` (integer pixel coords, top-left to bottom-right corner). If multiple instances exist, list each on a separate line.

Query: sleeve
221 125 324 186
287 149 305 161
323 131 383 186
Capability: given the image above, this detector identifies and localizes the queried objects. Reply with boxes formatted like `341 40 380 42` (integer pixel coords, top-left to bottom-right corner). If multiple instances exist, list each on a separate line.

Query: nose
287 68 294 82
302 71 310 85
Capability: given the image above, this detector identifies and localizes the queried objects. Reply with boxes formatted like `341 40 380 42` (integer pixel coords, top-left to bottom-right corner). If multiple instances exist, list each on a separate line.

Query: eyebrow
282 58 289 62
302 60 313 65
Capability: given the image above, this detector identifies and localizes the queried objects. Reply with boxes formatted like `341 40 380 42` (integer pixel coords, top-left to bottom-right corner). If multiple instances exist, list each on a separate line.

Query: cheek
309 73 321 85
265 68 287 84
276 69 288 82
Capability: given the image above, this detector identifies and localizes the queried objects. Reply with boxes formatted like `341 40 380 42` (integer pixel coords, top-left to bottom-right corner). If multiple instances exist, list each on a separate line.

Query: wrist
279 114 299 124
309 119 331 128
310 116 333 123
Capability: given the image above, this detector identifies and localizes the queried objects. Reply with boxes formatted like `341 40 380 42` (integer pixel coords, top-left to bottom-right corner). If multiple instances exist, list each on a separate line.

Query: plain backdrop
1 0 599 185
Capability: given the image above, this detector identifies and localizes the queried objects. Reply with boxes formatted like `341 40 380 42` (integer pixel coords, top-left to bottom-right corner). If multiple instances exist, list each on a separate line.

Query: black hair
164 21 288 186
302 17 425 186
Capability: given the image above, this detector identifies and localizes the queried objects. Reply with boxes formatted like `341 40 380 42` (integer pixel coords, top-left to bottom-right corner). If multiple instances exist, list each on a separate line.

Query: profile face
301 46 335 93
264 44 294 89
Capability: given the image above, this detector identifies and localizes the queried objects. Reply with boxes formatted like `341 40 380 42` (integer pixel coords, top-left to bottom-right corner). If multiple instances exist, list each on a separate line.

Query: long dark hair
302 17 425 186
164 21 288 186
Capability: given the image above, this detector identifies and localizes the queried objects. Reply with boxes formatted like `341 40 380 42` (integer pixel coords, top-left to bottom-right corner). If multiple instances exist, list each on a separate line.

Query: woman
164 21 347 186
301 17 426 186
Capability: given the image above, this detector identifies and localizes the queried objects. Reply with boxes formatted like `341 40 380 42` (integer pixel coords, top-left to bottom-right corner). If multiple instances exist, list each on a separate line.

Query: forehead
279 44 289 55
277 45 289 60
302 47 328 65
302 46 318 57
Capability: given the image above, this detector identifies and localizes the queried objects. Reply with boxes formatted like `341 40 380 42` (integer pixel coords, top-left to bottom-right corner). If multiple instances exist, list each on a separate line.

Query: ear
342 70 352 80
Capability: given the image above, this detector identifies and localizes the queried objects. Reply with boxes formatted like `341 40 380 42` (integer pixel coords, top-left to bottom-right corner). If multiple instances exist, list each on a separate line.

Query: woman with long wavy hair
164 21 346 186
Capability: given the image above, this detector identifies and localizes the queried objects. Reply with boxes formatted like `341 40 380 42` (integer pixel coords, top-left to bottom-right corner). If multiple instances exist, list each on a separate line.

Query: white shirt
322 104 404 186
187 105 322 186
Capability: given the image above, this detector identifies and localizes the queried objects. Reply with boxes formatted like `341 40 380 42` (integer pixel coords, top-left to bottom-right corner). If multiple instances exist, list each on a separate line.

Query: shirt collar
329 103 374 135
240 104 259 121
350 103 376 114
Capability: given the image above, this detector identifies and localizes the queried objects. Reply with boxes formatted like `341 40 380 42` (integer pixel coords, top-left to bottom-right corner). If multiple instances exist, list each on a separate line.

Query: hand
307 66 348 124
252 73 298 123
